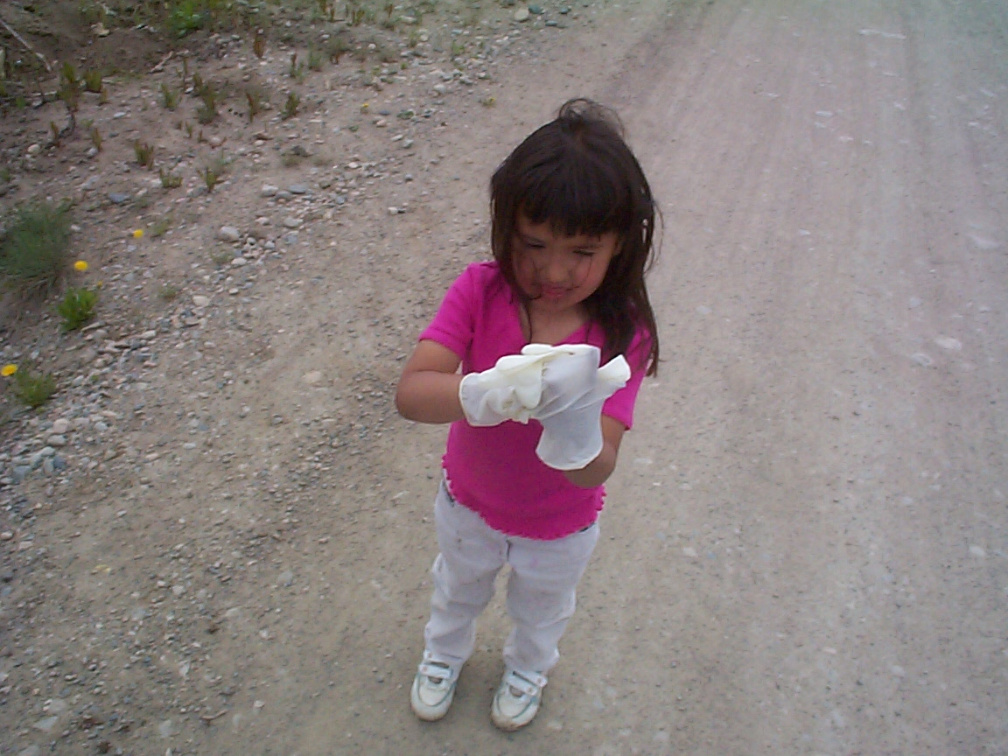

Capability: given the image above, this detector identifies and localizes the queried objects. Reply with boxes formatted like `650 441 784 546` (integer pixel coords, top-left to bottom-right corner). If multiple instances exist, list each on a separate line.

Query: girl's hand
458 349 555 426
531 353 629 471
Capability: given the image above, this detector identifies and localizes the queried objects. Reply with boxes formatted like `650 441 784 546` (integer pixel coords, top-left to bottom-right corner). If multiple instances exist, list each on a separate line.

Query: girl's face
511 214 619 312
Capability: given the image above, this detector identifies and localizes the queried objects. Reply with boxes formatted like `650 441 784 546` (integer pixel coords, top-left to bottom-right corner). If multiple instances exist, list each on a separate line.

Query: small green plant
158 282 181 301
58 62 82 115
134 141 155 169
281 92 300 120
7 364 57 409
149 216 172 237
168 0 206 37
57 286 98 331
281 149 306 168
161 83 180 110
346 1 368 26
288 52 306 82
245 86 266 122
201 164 221 192
90 126 103 151
316 0 336 21
327 36 350 63
83 69 103 93
196 85 219 124
307 47 323 72
159 167 182 189
253 29 266 59
0 201 73 295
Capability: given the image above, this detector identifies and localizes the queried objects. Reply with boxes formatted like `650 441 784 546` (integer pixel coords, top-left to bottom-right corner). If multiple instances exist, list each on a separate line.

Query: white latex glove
458 347 556 426
527 345 631 470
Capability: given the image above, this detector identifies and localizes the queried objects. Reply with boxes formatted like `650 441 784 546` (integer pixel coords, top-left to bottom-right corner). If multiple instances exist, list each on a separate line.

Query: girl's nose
541 250 570 282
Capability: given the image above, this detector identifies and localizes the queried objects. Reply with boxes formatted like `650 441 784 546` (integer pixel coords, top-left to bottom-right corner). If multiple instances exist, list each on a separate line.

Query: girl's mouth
537 285 567 301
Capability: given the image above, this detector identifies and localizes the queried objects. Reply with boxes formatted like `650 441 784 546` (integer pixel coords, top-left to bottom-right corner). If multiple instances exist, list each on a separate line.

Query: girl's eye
574 249 594 257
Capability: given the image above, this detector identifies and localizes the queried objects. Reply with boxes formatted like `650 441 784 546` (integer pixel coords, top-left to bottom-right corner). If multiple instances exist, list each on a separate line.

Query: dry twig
0 16 52 72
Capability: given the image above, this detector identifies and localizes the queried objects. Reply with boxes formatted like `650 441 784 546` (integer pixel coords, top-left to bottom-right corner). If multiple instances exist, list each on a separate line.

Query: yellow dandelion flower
74 260 89 272
1 364 17 377
133 229 144 239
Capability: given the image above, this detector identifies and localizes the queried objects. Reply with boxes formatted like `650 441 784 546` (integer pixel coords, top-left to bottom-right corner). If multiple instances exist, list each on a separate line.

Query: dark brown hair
490 98 660 375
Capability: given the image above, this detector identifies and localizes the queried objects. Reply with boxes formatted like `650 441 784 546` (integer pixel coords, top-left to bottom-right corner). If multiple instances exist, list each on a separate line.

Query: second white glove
526 345 631 471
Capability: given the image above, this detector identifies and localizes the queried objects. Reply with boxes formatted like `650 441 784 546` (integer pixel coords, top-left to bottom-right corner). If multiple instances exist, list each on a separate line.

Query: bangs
517 150 630 239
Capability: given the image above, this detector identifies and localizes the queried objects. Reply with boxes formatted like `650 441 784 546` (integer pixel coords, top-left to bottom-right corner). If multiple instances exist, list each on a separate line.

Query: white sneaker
490 668 547 731
410 653 459 721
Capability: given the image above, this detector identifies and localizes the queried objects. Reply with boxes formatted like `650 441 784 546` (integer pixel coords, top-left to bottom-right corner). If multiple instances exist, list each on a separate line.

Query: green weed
58 62 82 114
57 286 98 331
0 201 73 296
159 168 183 189
307 48 324 72
245 86 267 122
327 36 350 63
196 85 219 124
7 364 57 409
201 157 229 193
83 70 104 93
289 52 306 82
134 141 155 169
161 83 180 110
158 282 181 301
281 91 300 120
168 0 208 37
149 216 173 237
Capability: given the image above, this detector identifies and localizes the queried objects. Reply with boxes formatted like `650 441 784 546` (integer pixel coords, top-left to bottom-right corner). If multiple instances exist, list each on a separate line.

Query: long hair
490 99 660 375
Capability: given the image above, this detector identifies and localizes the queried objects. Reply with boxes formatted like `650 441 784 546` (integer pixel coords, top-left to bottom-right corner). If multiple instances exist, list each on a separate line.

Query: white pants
423 480 600 677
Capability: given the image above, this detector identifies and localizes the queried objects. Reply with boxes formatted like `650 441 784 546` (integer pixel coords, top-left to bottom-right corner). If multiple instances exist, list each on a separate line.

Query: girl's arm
563 415 626 488
395 339 465 424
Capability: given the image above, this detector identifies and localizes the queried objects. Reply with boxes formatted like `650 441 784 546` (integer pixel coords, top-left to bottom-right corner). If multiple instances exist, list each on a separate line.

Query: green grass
0 201 73 296
281 91 300 120
8 364 58 409
134 141 155 168
160 167 183 189
57 287 98 331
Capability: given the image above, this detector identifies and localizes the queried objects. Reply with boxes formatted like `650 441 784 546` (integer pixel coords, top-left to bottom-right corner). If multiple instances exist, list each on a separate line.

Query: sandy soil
1 1 1006 754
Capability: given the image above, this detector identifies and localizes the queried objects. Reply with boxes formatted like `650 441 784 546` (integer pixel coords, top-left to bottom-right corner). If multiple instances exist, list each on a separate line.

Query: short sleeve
419 265 482 359
601 327 652 430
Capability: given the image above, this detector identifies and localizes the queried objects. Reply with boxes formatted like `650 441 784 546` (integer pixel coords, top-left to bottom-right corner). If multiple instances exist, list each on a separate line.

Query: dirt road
2 1 1006 754
381 2 1008 753
309 1 1008 753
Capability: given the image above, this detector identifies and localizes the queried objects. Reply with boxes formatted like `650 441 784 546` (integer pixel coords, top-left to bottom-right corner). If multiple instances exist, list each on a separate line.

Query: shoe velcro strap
505 670 546 697
418 661 457 682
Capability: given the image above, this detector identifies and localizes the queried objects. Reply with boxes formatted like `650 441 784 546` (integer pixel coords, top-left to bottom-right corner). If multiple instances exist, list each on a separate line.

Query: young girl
395 98 660 730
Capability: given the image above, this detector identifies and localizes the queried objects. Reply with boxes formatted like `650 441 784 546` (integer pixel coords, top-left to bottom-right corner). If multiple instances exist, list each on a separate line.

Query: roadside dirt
1 1 1006 755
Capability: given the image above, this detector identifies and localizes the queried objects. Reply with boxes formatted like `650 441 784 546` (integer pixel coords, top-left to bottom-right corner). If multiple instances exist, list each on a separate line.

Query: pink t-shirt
419 261 650 540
